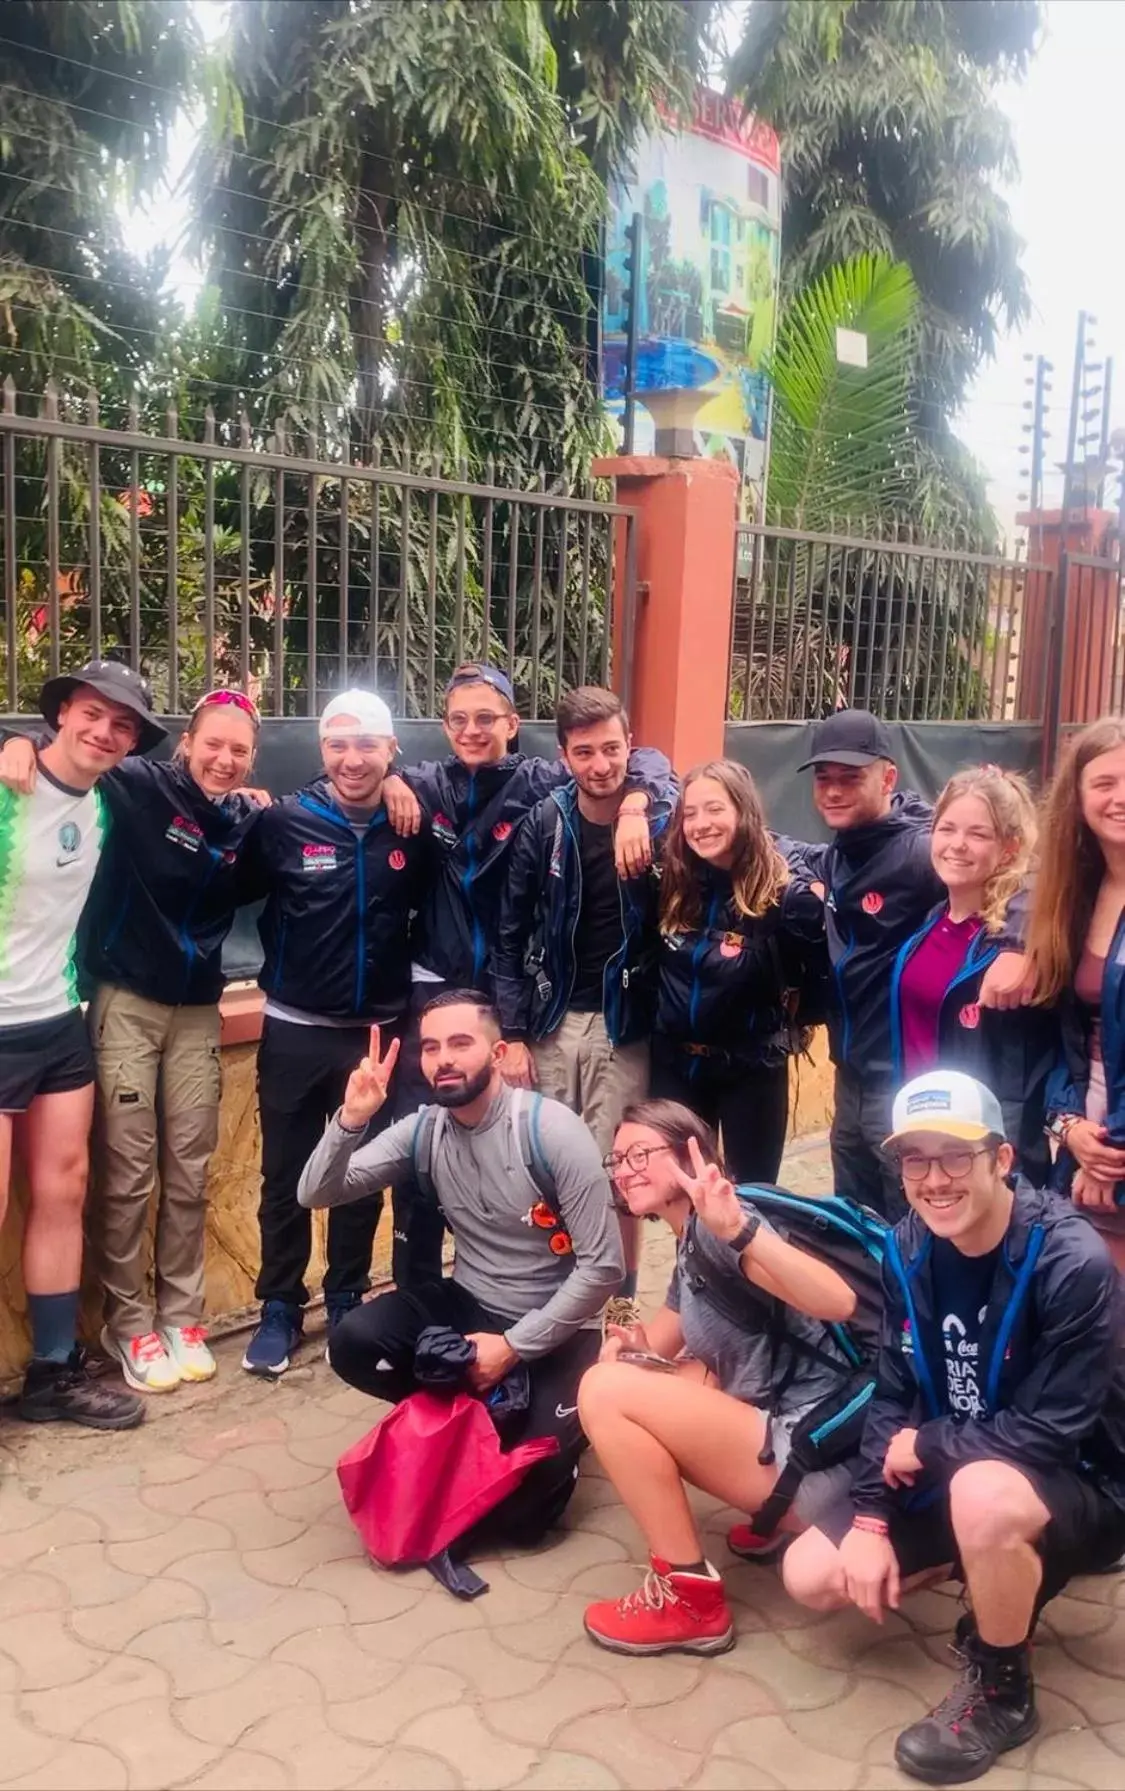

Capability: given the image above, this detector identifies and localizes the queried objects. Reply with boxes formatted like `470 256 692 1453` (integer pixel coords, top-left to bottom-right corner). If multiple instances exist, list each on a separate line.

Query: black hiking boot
894 1641 1038 1785
18 1349 145 1431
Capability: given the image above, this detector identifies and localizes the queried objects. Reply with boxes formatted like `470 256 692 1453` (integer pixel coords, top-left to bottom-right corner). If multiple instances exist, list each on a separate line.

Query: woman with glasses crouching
578 1099 858 1658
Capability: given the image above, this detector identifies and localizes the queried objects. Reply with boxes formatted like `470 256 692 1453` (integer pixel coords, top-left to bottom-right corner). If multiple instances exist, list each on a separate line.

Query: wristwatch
1045 1113 1081 1146
728 1212 761 1255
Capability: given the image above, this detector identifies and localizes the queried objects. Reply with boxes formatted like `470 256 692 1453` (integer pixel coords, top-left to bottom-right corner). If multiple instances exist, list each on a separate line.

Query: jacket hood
834 787 930 855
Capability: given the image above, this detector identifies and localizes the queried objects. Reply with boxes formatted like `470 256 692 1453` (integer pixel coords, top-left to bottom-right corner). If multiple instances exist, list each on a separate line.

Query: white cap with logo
318 689 395 739
884 1070 1006 1149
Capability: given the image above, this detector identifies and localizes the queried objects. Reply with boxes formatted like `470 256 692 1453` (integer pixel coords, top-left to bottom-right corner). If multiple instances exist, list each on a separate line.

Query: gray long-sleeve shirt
298 1083 624 1358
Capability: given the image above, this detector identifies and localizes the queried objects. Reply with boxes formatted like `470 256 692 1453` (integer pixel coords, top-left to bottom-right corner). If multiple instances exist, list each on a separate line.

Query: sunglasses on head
192 688 261 725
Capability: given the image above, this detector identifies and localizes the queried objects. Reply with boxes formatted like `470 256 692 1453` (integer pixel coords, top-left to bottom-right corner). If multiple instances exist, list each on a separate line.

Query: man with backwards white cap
239 690 433 1377
781 1068 1125 1786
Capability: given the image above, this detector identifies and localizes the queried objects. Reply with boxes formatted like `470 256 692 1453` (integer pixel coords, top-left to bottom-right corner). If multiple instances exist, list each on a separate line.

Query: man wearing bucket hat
0 659 164 1430
238 689 434 1377
782 1069 1125 1785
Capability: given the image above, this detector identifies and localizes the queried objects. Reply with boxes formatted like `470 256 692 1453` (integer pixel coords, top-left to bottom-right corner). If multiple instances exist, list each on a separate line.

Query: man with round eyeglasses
780 1069 1125 1785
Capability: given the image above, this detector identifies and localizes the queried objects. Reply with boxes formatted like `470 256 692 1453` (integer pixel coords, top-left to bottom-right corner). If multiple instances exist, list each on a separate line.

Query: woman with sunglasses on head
1023 719 1125 1271
652 760 825 1184
579 1099 857 1659
0 686 268 1391
888 765 1054 1183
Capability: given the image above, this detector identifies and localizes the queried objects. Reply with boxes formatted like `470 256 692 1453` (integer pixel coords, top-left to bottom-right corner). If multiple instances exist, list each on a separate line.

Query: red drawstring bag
337 1390 559 1567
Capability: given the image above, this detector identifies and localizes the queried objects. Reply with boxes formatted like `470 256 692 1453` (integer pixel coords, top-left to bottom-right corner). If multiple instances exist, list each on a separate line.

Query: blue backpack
683 1186 889 1538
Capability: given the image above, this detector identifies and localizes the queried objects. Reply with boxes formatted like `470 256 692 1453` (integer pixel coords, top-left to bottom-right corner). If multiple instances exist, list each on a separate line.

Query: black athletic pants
329 1281 600 1545
255 1015 443 1306
650 1040 790 1184
829 1066 904 1221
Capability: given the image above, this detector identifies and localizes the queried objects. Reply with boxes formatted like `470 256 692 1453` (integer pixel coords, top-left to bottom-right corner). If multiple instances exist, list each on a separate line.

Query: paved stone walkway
1 1135 1124 1790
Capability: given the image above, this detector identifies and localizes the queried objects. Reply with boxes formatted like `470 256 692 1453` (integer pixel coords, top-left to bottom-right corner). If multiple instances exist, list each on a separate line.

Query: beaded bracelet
852 1514 890 1537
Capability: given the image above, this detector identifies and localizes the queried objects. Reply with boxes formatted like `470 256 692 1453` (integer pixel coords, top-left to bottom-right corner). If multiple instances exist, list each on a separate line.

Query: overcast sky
958 0 1125 535
141 0 1122 539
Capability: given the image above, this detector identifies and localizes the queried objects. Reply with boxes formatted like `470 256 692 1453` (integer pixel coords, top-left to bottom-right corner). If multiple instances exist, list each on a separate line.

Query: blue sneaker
242 1301 302 1378
324 1292 363 1363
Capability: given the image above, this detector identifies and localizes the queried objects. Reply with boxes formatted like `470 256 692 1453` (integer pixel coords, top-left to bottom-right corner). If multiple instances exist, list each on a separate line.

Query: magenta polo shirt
900 912 984 1078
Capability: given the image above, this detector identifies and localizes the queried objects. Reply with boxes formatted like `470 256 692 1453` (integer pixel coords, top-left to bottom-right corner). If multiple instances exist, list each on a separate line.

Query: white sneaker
160 1325 217 1383
101 1326 181 1394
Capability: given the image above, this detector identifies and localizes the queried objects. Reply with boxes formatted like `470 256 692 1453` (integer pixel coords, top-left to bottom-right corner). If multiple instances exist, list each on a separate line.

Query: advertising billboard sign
602 90 782 511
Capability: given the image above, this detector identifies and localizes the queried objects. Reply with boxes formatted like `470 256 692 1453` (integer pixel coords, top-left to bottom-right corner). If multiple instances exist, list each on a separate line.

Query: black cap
39 659 166 755
797 709 895 771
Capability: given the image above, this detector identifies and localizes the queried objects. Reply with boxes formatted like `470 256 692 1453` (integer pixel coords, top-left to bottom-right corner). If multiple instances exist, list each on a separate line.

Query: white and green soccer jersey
0 768 108 1024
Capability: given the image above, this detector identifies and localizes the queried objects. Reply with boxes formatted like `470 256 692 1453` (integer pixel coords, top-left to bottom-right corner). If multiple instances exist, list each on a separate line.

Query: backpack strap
411 1105 447 1202
511 1089 559 1210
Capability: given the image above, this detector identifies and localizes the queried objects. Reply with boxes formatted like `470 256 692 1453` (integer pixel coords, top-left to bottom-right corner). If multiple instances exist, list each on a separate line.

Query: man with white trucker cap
239 690 433 1376
781 1068 1125 1784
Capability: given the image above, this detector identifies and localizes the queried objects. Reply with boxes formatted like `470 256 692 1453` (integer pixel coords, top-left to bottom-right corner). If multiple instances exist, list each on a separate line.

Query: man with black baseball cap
1 659 164 1430
782 1070 1125 1783
792 713 1026 1219
792 710 941 1217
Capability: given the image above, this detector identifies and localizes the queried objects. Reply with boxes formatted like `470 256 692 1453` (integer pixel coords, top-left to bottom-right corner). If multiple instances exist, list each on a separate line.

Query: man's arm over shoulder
504 1097 624 1359
915 1229 1122 1476
494 804 549 1039
779 832 831 885
623 747 679 830
298 1111 420 1210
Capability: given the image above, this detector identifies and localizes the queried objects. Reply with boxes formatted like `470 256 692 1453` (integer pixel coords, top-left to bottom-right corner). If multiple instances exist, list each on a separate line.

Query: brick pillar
594 455 738 772
1015 507 1119 724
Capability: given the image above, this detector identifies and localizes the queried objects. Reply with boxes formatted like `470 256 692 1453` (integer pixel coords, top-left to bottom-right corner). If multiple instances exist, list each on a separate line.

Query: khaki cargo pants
531 1010 650 1157
91 984 222 1342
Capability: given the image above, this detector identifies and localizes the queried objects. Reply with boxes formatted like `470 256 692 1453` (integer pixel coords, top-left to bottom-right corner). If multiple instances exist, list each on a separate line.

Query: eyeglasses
896 1146 993 1183
192 688 261 725
446 710 508 734
603 1143 674 1176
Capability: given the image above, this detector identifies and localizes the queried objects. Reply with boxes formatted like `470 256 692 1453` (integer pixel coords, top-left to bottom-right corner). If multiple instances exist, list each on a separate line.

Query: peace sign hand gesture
340 1026 400 1131
671 1135 746 1245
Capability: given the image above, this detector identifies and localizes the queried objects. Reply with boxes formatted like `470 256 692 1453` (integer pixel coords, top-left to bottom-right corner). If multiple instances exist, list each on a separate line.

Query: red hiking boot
727 1522 788 1563
583 1558 735 1656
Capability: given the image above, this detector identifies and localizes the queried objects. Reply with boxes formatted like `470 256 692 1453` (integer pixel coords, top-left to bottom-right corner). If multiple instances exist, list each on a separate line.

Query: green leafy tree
0 0 196 399
730 0 1041 537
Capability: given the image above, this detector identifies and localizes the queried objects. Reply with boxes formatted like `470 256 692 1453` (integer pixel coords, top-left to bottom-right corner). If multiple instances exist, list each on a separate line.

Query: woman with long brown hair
1024 718 1125 1268
888 765 1055 1181
652 759 824 1183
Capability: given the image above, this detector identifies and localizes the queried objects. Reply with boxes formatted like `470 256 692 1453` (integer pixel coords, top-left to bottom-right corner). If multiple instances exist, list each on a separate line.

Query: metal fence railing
0 380 637 719
728 521 1056 724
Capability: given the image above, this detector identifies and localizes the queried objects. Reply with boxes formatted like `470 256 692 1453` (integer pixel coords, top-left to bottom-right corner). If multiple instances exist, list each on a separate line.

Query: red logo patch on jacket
959 1002 980 1030
861 890 884 915
388 849 407 871
492 820 513 842
718 933 743 959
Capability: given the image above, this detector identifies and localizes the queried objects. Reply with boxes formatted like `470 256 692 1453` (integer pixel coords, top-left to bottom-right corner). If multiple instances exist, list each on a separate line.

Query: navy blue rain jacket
494 779 676 1045
1045 904 1125 1207
240 777 434 1023
404 748 675 992
851 1179 1125 1522
655 868 826 1068
789 792 942 1076
889 897 1054 1183
83 757 263 1007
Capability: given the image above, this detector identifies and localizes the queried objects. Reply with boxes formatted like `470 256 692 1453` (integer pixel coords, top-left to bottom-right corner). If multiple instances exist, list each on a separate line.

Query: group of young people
2 656 1124 1784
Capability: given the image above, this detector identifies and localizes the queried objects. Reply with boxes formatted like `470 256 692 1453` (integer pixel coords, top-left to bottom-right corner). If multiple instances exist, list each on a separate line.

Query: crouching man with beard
298 988 624 1542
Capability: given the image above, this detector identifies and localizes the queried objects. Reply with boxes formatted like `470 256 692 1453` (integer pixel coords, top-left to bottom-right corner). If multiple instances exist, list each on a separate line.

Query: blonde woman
652 760 825 1183
888 764 1054 1181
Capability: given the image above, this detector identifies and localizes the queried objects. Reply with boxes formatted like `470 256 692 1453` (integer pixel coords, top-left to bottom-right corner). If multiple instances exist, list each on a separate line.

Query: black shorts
0 1010 95 1113
816 1465 1125 1608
